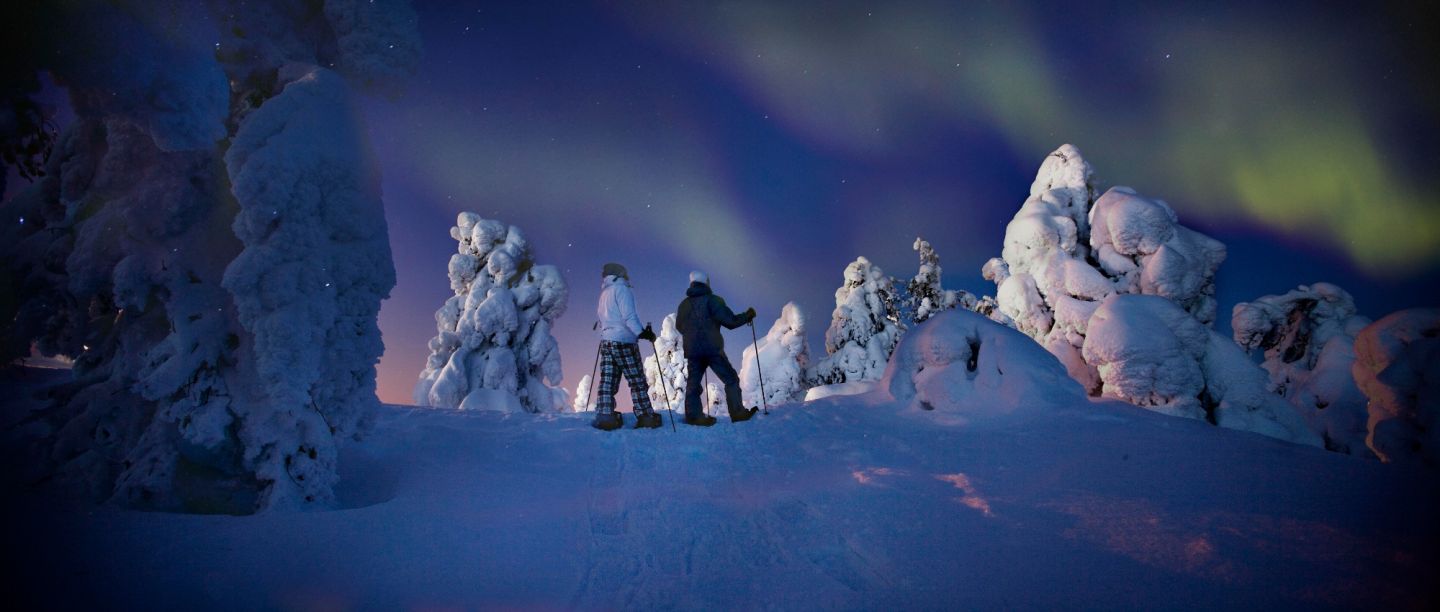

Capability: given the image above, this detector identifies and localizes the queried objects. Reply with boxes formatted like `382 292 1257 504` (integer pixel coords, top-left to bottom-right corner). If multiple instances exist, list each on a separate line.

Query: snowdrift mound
1354 308 1440 467
1084 295 1321 446
1232 283 1372 455
880 310 1085 420
804 380 877 401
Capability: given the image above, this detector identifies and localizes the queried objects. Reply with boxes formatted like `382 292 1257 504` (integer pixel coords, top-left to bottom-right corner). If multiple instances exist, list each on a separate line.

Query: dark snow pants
597 340 655 415
684 352 747 421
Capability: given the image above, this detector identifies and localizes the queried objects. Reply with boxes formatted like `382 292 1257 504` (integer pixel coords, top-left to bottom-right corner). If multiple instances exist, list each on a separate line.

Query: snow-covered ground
3 367 1434 610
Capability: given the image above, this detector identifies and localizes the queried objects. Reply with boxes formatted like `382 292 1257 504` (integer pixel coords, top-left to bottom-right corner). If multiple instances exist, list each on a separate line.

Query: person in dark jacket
674 270 757 426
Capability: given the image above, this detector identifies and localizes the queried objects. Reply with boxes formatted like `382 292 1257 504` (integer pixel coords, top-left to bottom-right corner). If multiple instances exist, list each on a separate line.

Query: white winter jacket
597 275 644 343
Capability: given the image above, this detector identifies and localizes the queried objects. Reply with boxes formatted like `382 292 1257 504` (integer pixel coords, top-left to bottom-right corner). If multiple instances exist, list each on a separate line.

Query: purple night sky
11 1 1435 406
358 2 1439 406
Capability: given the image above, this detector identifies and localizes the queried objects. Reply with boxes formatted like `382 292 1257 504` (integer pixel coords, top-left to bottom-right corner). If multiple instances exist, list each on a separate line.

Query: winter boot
634 411 663 429
730 406 759 423
683 414 717 427
592 412 623 431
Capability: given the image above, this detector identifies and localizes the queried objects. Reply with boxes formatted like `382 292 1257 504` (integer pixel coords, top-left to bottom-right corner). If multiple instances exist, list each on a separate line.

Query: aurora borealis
9 2 1429 404
352 1 1438 405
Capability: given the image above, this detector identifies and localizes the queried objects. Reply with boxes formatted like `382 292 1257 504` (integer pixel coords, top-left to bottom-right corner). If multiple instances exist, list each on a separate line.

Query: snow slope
2 366 1435 610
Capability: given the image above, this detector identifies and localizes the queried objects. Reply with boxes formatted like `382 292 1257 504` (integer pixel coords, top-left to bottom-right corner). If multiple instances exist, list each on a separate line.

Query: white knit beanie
689 270 709 285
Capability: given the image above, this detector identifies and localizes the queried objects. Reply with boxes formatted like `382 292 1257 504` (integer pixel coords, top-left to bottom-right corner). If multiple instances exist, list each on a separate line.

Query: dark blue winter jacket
675 282 753 357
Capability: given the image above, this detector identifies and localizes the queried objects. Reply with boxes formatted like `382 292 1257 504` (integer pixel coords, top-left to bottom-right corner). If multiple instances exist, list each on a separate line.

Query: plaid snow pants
597 340 656 415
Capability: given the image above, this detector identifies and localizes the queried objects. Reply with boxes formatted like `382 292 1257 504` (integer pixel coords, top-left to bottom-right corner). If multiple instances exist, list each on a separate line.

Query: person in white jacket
593 262 662 430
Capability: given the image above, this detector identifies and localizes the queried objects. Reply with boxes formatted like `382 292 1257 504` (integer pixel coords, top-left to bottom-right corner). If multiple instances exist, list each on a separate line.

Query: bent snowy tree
740 302 811 407
979 145 1332 447
983 145 1225 395
1233 283 1373 455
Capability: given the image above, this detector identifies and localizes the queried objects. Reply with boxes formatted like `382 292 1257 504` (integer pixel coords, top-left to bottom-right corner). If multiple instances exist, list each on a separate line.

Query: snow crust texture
7 382 1435 610
740 302 811 407
881 310 1086 421
1233 283 1372 455
1084 295 1321 446
1353 309 1440 467
0 0 421 512
415 213 569 413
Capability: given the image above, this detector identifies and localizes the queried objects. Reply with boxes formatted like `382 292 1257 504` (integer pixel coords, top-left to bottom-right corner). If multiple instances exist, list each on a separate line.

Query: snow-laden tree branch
0 0 420 512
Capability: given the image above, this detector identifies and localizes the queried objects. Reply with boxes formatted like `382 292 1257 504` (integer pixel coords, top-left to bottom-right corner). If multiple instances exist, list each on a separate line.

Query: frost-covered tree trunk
1353 309 1440 468
984 145 1225 395
642 313 686 413
740 302 810 407
414 213 569 413
1232 283 1372 455
0 0 420 512
809 257 903 385
222 66 397 508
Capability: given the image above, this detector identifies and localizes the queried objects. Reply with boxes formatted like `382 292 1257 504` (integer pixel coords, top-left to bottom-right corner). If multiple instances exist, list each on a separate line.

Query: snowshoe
592 412 623 431
730 406 759 423
683 414 717 427
634 411 663 429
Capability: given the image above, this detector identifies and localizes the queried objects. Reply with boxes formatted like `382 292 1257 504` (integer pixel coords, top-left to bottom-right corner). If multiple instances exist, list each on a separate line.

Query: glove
638 324 657 342
743 307 757 323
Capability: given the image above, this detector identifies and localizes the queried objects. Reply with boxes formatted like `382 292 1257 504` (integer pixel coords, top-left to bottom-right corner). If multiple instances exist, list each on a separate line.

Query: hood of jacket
685 281 711 297
602 274 629 290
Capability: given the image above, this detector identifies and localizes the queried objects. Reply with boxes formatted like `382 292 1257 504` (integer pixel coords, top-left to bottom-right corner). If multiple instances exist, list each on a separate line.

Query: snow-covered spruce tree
1083 295 1321 447
740 302 810 407
642 313 687 413
983 144 1225 394
1232 283 1373 455
809 257 904 385
903 237 1013 328
414 213 569 413
1352 309 1440 467
572 375 594 412
0 0 420 512
905 237 968 324
705 381 725 415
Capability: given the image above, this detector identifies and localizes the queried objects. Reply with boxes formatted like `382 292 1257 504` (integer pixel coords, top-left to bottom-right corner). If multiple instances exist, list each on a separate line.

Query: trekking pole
749 320 769 415
584 320 601 412
644 322 677 432
586 341 601 412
